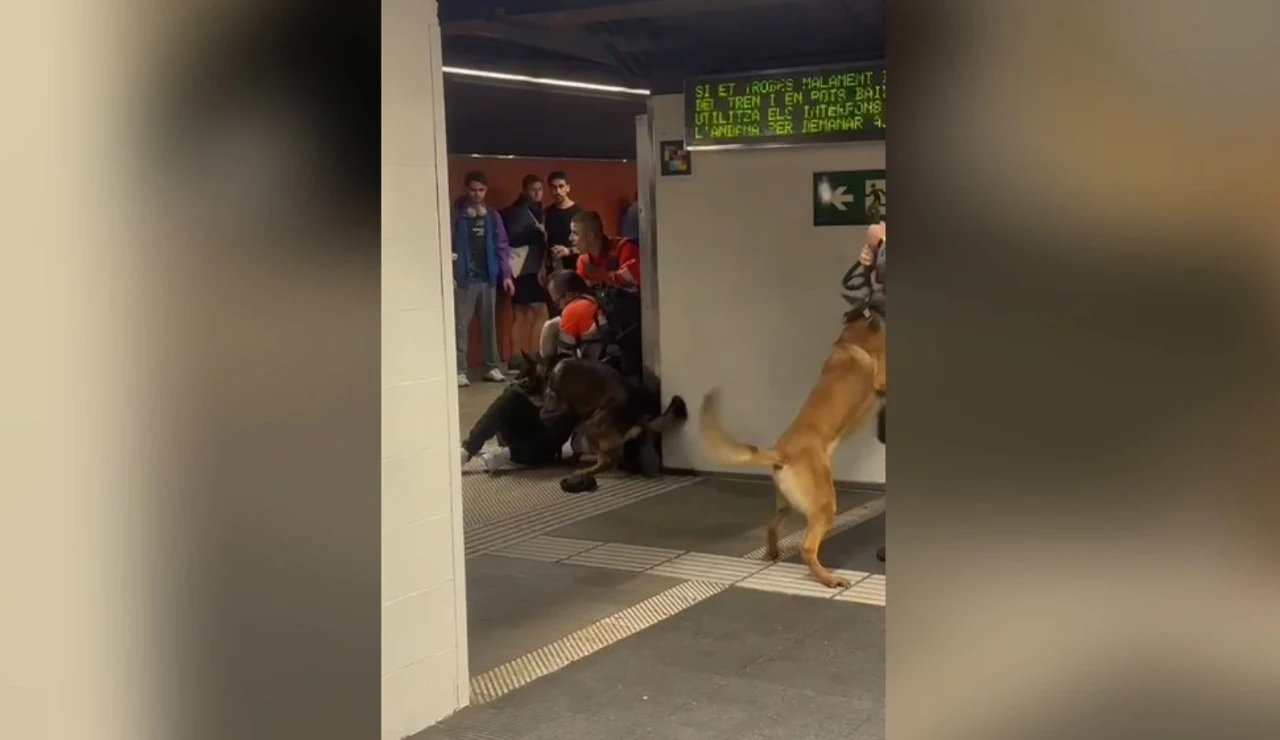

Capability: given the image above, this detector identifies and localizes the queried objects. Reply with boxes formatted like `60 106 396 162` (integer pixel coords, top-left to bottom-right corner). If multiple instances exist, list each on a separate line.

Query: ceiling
439 0 884 92
437 0 884 159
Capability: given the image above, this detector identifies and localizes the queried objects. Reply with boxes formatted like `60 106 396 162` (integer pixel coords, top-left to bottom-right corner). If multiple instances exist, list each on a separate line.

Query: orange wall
447 157 637 234
448 157 638 369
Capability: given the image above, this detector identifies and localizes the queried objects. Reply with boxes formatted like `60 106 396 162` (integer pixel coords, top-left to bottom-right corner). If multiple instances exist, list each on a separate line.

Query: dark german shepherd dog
534 356 687 489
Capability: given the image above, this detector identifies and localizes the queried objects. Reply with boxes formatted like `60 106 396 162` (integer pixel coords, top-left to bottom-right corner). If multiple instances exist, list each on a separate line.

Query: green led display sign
684 62 886 149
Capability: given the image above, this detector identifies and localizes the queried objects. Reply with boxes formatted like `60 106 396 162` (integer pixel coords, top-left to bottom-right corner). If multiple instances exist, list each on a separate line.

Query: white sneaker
457 374 471 388
480 447 516 473
570 430 593 456
482 368 507 383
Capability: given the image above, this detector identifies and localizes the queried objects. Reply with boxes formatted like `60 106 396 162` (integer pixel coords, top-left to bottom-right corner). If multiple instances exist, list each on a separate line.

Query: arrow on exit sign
818 181 856 211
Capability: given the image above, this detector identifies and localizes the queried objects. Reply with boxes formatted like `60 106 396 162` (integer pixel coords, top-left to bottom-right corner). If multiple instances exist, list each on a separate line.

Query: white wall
381 1 470 738
651 94 885 484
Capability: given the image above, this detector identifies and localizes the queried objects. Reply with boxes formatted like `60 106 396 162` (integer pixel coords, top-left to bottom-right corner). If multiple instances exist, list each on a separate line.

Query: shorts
511 273 547 305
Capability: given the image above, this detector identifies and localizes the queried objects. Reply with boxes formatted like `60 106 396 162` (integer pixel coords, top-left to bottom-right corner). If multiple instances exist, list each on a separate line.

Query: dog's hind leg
577 415 624 478
764 492 792 562
571 408 623 476
577 445 620 477
800 503 848 588
777 458 847 588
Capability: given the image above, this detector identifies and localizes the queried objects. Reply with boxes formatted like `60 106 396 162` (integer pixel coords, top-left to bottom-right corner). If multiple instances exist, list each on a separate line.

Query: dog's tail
624 395 690 442
699 389 784 468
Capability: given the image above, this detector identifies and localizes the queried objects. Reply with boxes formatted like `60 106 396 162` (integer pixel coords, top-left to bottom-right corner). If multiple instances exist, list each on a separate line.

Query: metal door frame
636 106 661 378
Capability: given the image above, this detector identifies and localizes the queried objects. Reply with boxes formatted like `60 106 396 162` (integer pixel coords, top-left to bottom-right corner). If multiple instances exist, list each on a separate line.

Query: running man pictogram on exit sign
813 170 886 226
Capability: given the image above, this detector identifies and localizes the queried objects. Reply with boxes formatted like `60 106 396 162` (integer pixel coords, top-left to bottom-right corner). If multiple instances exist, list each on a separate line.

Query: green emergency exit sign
813 170 885 227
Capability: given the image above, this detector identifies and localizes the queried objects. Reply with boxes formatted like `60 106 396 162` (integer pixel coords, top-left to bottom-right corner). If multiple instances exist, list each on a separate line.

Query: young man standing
501 174 549 364
452 170 514 387
544 171 584 273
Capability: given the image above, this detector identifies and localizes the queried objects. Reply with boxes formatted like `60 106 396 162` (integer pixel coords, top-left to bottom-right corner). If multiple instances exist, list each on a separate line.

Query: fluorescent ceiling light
442 65 650 96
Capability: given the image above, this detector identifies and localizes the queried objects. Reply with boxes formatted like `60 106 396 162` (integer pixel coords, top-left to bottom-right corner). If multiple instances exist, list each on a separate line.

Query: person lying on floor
458 347 580 473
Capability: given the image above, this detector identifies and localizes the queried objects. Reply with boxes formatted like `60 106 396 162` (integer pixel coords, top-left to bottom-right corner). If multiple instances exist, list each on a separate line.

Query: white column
381 1 470 738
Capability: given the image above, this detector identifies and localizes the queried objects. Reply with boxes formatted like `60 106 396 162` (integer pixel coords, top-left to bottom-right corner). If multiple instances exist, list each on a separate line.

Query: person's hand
861 223 886 266
502 278 515 296
859 230 883 267
551 244 571 259
537 267 548 286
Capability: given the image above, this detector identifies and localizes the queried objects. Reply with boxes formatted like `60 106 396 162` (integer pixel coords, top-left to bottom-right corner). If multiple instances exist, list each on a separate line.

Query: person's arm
872 239 885 294
551 242 578 262
581 241 640 288
612 241 640 288
843 224 884 300
538 318 561 360
448 212 461 288
504 208 538 250
494 214 512 284
557 302 585 357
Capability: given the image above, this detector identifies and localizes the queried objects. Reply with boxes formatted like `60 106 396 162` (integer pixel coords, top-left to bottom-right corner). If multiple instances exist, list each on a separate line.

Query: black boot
875 545 885 562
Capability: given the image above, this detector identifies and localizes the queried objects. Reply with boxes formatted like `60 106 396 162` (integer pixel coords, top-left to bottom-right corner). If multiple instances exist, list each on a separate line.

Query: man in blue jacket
453 171 514 386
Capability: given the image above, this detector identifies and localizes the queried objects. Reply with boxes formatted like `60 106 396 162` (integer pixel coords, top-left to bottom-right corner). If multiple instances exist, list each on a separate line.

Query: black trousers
877 405 886 443
463 387 577 466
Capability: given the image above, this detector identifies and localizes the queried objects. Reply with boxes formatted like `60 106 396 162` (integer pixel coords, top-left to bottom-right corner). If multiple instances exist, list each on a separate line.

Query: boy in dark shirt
544 170 584 272
502 174 550 365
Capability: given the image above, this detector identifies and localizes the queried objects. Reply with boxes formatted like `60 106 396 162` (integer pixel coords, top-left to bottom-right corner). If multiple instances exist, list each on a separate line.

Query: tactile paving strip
463 475 702 558
469 580 728 705
736 562 874 599
742 497 885 561
485 536 602 563
561 542 683 572
835 573 885 606
461 442 617 529
489 536 883 604
647 551 772 584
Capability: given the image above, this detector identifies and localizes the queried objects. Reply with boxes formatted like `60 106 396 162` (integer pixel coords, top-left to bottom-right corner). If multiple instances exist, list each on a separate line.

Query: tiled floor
451 383 885 738
466 555 684 675
457 380 506 437
416 588 885 740
486 534 884 605
548 476 881 556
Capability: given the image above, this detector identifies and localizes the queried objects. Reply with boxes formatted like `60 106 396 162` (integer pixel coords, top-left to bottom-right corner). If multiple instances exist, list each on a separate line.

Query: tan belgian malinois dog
699 302 885 587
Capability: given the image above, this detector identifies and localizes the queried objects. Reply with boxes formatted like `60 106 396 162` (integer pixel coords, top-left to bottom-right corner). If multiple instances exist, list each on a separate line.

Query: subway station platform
425 384 886 739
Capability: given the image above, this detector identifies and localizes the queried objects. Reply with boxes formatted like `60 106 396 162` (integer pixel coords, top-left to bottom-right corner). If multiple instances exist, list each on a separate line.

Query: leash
841 237 885 321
